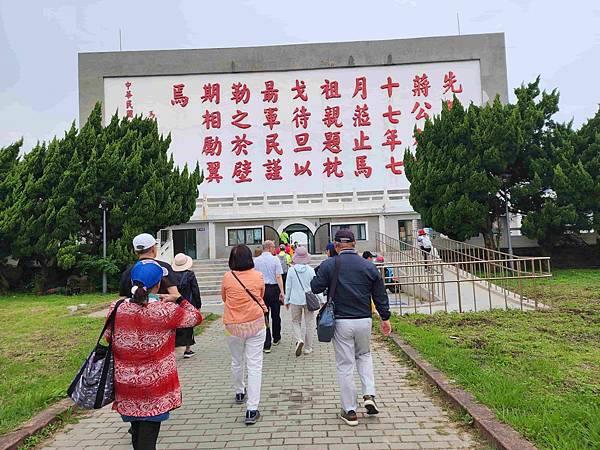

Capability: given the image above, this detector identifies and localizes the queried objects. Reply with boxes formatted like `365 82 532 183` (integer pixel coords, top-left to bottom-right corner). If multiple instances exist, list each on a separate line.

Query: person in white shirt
417 229 433 261
253 240 284 353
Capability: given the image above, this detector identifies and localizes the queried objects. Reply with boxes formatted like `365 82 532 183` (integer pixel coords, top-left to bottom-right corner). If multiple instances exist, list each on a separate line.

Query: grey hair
262 240 275 250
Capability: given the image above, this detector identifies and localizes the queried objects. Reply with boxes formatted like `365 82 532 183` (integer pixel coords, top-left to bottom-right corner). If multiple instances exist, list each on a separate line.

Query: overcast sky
1 0 599 150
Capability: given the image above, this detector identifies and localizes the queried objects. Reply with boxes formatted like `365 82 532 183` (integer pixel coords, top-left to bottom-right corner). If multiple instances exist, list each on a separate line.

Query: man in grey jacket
311 229 391 426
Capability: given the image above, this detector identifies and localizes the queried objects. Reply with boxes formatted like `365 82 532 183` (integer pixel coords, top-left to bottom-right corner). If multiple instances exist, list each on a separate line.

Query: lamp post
99 200 108 294
500 174 514 269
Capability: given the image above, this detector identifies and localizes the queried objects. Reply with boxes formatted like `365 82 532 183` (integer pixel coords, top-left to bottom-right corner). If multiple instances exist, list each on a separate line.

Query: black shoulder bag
67 299 125 409
316 256 341 342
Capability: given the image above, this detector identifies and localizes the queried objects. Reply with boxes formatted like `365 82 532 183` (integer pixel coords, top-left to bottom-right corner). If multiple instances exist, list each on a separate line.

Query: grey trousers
332 318 376 412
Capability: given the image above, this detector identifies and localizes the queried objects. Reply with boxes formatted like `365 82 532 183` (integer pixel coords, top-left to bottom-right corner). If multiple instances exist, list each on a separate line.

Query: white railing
155 229 174 264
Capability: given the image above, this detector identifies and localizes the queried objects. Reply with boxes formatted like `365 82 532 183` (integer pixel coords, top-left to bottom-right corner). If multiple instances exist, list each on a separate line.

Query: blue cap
326 242 335 252
131 260 167 290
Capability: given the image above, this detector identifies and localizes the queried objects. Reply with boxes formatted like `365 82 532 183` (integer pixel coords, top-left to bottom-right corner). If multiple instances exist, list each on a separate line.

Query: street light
499 173 514 269
99 199 108 294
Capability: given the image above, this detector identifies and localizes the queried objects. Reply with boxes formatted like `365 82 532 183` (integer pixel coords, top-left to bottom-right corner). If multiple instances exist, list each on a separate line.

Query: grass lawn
390 269 600 450
0 293 217 438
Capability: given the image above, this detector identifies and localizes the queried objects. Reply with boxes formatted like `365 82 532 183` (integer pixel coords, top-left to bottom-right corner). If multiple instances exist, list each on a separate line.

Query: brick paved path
43 308 477 450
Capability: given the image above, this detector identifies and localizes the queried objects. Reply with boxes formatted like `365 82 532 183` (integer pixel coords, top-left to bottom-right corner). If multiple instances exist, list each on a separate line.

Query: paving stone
42 308 477 449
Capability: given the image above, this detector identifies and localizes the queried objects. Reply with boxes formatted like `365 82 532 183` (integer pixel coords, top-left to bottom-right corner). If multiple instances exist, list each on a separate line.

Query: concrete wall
79 33 508 125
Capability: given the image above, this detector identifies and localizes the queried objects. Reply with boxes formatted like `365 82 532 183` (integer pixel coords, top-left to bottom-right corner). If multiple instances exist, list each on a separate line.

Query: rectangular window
330 223 367 241
227 227 263 246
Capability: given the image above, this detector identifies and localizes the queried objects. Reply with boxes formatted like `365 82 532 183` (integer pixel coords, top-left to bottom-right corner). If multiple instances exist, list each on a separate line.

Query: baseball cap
132 233 158 251
334 229 355 243
131 260 167 289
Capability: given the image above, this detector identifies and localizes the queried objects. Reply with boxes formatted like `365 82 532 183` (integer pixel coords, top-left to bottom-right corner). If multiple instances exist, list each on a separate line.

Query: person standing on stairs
172 253 202 359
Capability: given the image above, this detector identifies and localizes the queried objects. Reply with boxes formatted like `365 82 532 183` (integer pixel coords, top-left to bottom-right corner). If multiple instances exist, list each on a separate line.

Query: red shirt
106 299 202 417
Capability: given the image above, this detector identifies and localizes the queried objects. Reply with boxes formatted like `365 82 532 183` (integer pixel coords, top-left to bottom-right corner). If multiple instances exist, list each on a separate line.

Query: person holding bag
221 244 268 425
284 246 320 357
106 259 202 449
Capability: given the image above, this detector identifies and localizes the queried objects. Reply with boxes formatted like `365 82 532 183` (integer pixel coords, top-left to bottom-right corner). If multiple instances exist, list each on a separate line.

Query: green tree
0 104 202 288
404 78 559 249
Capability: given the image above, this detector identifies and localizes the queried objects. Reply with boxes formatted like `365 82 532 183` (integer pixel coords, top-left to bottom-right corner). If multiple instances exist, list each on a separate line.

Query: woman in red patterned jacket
107 259 202 450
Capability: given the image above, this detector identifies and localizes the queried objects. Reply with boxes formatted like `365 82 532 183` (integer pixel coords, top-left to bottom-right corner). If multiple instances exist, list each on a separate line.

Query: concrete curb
0 399 74 450
388 333 538 450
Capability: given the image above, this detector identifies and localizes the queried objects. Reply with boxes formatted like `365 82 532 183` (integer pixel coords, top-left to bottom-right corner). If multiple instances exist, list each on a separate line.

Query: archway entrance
283 223 315 254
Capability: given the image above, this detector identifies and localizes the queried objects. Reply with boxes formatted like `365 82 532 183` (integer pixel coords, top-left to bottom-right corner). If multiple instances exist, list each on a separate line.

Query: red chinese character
263 159 283 180
443 71 463 94
148 111 156 120
292 79 308 101
232 160 253 183
323 156 344 178
385 156 404 175
412 73 430 97
320 79 341 99
126 100 133 109
266 133 283 155
353 76 367 99
353 130 372 151
231 82 250 104
292 106 311 129
411 101 432 120
206 161 223 183
380 76 400 98
125 81 132 89
231 110 251 129
354 155 373 178
294 161 312 176
125 90 133 99
382 129 402 151
202 136 223 156
293 133 312 152
446 99 454 110
231 134 253 156
322 106 343 128
353 104 371 127
323 132 342 154
171 83 189 107
201 83 220 104
201 111 221 129
126 109 134 118
261 80 279 103
263 107 280 130
383 105 401 124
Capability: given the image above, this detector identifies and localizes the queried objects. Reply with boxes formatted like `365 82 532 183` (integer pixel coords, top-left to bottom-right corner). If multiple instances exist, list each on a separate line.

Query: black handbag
316 256 341 342
292 267 321 311
67 299 124 409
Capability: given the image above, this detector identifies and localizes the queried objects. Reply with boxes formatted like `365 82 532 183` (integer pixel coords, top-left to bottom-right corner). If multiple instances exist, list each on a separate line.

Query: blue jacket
310 250 391 321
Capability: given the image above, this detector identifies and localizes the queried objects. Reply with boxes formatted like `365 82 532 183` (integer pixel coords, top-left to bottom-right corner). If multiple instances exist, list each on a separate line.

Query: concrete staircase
192 254 328 297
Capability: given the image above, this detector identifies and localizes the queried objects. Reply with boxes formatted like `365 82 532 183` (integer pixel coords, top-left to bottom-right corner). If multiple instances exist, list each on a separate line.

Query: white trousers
227 328 266 411
290 304 315 351
332 318 376 413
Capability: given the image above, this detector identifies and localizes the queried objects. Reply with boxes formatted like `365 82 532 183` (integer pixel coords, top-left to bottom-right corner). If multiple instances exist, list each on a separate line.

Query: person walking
277 244 291 291
172 253 202 359
107 259 202 449
221 244 268 425
311 229 392 427
284 246 318 357
119 233 180 298
417 229 433 261
253 240 284 353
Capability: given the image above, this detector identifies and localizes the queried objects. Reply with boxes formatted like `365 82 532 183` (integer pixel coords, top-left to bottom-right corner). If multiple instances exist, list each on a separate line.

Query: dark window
330 223 367 241
227 227 263 246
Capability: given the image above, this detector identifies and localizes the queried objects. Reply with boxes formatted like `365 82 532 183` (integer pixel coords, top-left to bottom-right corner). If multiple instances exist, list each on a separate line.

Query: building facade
79 33 508 260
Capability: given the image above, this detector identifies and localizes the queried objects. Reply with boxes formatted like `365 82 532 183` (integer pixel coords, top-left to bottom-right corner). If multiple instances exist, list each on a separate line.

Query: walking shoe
183 350 195 359
303 348 313 355
363 395 379 415
339 409 358 426
273 339 281 346
245 410 260 425
235 390 246 404
263 347 271 354
295 341 304 357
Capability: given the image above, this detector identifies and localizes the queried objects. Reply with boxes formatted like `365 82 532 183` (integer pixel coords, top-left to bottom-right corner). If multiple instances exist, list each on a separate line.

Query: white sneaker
303 348 313 355
295 341 304 357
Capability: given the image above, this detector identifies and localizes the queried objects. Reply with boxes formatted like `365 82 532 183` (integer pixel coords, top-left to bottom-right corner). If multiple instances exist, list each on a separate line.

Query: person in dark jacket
172 253 202 359
311 229 391 427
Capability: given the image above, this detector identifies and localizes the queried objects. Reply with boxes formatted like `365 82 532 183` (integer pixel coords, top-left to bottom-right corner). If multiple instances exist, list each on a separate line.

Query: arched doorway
283 223 315 254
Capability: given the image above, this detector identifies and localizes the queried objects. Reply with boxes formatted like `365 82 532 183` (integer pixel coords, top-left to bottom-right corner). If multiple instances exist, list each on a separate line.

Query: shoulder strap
328 256 342 303
97 299 125 346
231 271 266 312
293 267 306 290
